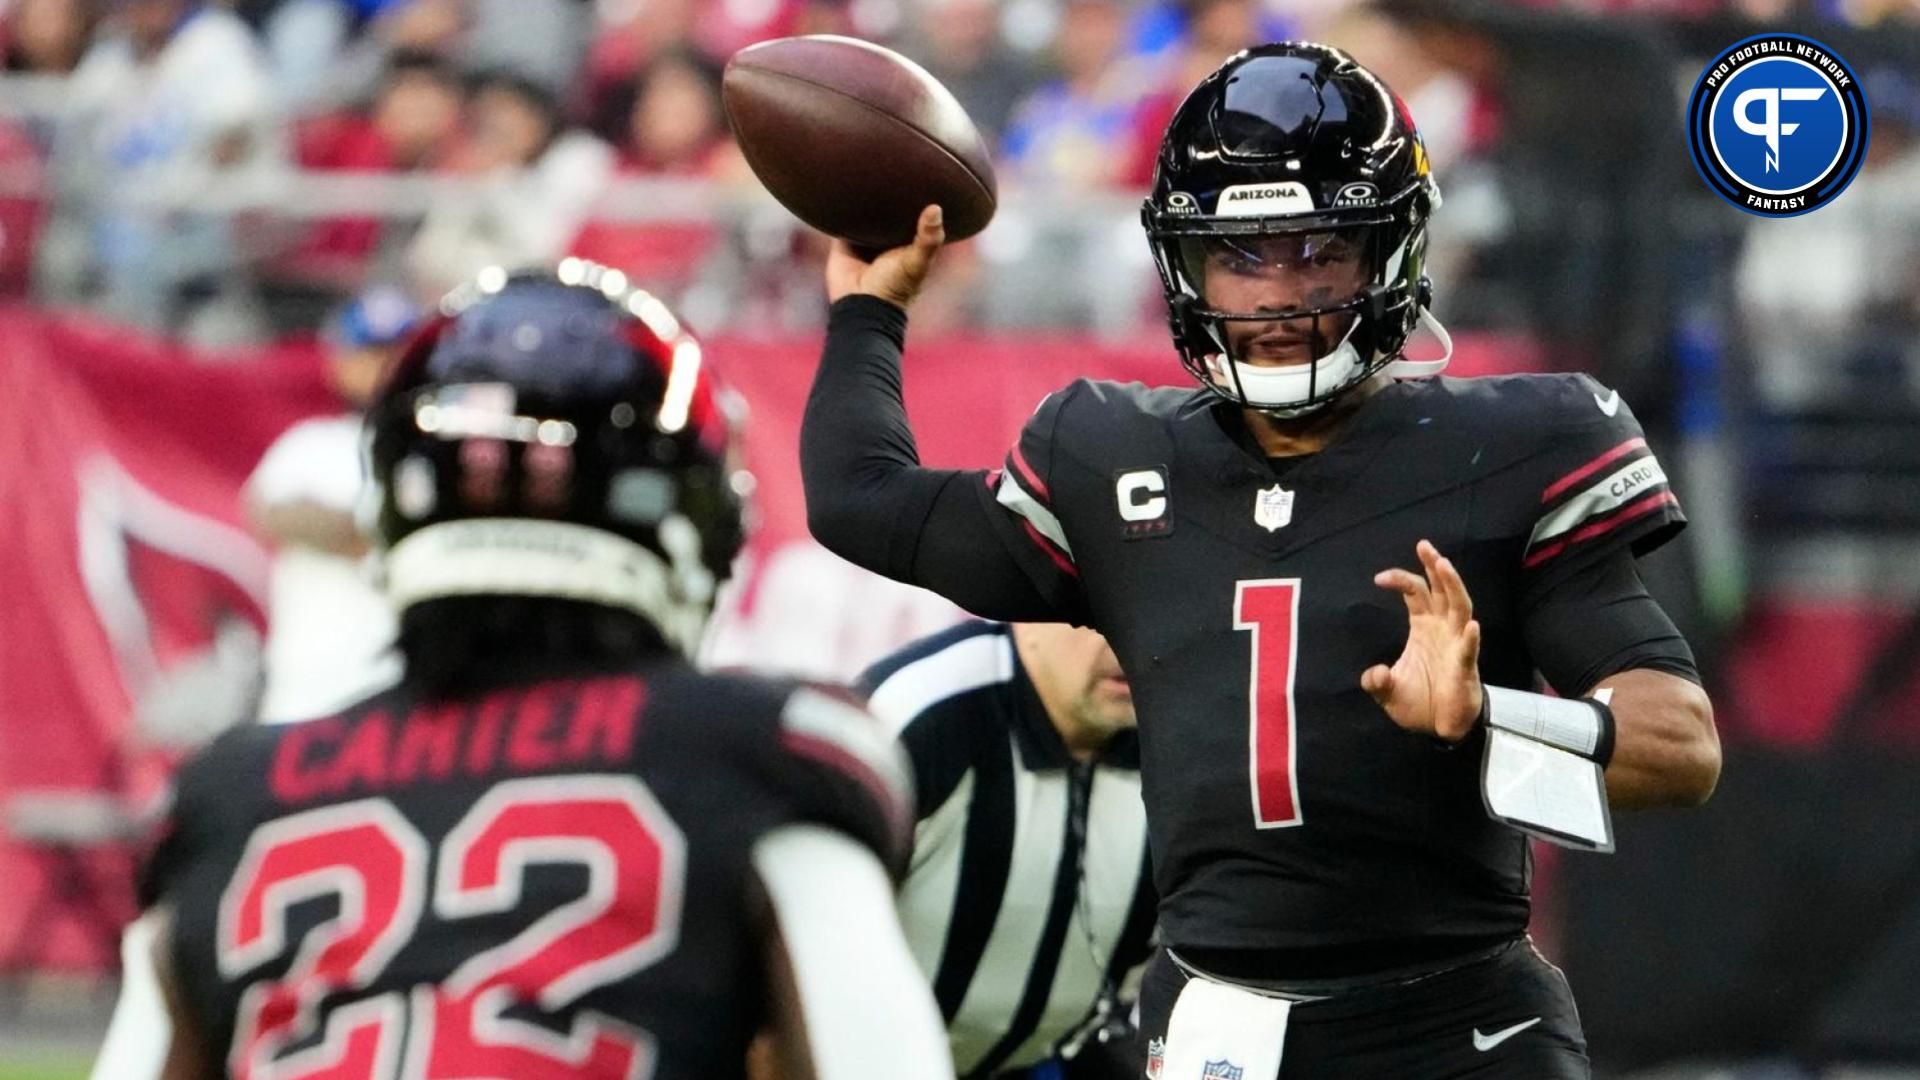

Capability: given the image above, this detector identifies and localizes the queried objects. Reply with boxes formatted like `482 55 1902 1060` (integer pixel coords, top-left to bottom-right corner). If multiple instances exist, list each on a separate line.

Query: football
723 35 998 250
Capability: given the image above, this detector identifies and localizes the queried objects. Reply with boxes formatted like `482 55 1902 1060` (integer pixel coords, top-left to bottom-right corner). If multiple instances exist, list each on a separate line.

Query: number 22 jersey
141 660 911 1079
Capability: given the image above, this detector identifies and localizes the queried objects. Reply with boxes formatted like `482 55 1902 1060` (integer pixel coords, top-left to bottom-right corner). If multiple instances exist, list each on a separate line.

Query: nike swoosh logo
1473 1017 1542 1051
1594 388 1621 416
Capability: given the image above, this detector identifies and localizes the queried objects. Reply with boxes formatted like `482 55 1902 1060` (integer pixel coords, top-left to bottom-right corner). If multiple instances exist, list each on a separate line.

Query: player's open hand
1363 540 1484 743
825 204 946 310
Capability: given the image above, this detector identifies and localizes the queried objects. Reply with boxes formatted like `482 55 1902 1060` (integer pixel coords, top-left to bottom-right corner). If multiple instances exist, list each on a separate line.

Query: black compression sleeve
800 295 1060 620
1522 547 1701 697
801 295 940 576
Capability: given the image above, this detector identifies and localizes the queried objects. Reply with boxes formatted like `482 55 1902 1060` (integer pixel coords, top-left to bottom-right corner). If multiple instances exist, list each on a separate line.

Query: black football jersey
980 373 1685 954
142 659 911 1080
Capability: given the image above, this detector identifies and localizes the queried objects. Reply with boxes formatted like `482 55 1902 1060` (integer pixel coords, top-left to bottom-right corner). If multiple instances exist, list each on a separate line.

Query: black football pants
1135 938 1590 1079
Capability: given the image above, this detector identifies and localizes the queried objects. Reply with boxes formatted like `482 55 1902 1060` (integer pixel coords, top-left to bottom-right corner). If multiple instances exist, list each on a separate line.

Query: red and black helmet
364 261 747 655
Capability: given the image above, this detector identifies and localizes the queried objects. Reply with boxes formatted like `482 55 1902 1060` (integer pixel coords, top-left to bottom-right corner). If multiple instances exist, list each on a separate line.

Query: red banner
0 307 337 968
0 310 1177 968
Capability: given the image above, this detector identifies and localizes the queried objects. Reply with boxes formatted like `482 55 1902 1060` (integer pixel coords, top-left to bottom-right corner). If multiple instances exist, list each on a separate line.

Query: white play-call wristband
1483 685 1616 765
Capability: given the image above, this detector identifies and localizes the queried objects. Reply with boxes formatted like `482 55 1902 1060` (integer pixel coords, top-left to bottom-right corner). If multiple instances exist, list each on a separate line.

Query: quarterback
802 43 1719 1078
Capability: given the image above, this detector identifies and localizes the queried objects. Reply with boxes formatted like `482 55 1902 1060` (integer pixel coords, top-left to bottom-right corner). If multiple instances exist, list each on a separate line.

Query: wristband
1482 685 1616 767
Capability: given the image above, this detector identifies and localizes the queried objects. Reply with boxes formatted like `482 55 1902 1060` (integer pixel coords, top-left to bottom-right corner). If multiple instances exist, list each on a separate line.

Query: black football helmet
363 261 748 656
1142 42 1450 416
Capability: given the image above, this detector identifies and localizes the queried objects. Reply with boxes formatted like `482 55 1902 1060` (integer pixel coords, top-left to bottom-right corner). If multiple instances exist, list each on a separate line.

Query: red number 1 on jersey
1235 579 1303 828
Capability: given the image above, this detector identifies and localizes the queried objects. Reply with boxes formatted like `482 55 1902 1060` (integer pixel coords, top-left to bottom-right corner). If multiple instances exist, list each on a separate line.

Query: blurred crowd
2 0 1919 350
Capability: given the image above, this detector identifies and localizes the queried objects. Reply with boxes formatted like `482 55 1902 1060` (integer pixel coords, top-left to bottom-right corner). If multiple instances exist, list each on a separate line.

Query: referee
859 621 1156 1079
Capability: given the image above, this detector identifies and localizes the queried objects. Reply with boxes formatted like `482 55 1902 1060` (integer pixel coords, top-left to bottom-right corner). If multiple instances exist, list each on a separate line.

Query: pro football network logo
1686 33 1868 217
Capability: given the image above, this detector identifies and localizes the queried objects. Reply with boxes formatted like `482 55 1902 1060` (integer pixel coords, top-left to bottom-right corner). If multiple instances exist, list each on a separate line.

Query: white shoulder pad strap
752 825 954 1080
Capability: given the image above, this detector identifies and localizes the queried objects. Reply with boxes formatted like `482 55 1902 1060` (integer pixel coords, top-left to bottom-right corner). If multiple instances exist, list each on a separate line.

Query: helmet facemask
1146 198 1431 417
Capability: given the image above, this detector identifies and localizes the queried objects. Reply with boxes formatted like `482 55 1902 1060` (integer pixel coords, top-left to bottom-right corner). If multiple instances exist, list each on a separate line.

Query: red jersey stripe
1540 438 1647 505
1007 443 1051 502
1524 490 1679 569
1020 519 1079 579
778 730 912 854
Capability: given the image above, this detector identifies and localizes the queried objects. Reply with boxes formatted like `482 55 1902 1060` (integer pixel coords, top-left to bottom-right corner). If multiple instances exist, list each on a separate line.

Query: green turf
0 1055 92 1080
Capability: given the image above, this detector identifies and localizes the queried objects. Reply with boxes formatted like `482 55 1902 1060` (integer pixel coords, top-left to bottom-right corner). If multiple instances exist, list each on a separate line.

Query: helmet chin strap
1382 306 1454 378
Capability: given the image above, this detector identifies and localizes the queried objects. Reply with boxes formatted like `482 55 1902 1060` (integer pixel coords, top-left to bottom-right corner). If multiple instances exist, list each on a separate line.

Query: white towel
1158 973 1293 1080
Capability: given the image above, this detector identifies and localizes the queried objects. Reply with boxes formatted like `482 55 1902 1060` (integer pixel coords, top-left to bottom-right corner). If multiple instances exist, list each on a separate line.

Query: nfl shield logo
1145 1038 1165 1079
1253 484 1295 532
1201 1061 1244 1080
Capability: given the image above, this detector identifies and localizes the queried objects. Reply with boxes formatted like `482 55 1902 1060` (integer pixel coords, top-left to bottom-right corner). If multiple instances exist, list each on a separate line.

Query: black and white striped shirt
859 621 1156 1078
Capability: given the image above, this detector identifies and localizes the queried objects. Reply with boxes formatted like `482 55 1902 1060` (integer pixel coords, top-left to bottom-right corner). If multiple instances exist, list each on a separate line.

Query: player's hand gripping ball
723 35 997 252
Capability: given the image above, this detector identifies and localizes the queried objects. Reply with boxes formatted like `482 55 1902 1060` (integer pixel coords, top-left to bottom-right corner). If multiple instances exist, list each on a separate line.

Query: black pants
1136 939 1590 1079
